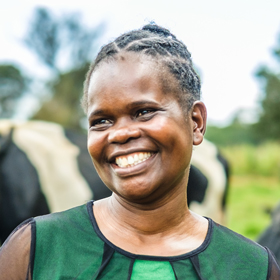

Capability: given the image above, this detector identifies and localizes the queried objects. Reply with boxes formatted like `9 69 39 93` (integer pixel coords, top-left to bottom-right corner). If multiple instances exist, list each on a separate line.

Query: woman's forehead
93 52 158 76
86 56 183 114
88 53 179 99
89 55 159 93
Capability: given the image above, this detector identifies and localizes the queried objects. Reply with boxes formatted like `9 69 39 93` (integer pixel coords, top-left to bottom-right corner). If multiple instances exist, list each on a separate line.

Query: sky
1 0 280 126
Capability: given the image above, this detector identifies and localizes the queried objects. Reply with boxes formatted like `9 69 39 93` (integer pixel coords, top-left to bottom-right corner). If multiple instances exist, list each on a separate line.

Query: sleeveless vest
33 201 269 279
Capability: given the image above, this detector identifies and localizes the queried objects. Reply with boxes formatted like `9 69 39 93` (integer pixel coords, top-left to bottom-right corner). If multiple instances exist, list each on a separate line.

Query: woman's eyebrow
126 100 159 109
88 100 160 118
88 109 105 119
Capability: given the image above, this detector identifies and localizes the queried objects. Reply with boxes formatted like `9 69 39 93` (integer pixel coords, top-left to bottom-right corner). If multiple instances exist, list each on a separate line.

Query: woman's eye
91 119 112 129
136 109 155 117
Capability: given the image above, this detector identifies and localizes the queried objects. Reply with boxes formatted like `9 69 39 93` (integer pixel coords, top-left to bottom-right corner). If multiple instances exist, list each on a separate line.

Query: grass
223 163 280 241
216 142 280 240
220 142 280 177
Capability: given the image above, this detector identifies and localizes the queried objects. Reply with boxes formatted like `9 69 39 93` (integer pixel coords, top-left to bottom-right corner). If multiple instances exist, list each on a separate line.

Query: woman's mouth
115 152 153 168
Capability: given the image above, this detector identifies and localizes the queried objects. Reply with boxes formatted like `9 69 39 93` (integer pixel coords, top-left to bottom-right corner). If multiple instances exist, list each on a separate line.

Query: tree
205 119 258 147
0 65 29 118
24 7 104 130
255 32 280 140
24 7 104 72
32 65 89 129
24 8 59 71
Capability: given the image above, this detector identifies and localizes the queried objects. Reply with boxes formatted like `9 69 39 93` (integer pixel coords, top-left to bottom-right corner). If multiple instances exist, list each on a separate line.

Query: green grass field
226 175 280 241
220 142 280 241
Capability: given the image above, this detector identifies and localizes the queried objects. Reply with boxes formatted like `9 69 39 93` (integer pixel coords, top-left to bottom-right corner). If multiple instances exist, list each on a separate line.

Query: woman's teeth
115 152 152 168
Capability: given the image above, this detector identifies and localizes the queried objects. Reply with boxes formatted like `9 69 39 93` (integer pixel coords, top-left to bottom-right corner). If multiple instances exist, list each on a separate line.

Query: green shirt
32 201 270 279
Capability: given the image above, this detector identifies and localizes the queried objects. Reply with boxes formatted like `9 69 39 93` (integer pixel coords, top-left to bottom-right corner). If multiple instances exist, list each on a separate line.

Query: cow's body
257 202 280 265
0 120 229 243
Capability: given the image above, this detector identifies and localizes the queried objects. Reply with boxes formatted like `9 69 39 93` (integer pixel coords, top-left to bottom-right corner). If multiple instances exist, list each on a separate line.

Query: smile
115 152 153 168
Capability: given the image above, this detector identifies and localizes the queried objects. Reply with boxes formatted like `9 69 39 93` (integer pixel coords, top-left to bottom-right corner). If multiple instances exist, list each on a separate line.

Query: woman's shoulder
211 221 266 249
0 201 96 280
207 220 268 259
34 201 94 241
0 218 34 253
199 219 275 279
0 218 34 280
33 201 106 279
34 200 91 224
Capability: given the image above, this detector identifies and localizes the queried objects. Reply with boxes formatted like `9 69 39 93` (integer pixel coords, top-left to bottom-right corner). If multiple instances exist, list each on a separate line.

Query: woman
0 24 279 279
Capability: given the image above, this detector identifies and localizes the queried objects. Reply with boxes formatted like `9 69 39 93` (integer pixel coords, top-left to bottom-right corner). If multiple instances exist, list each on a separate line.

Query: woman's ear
191 101 207 146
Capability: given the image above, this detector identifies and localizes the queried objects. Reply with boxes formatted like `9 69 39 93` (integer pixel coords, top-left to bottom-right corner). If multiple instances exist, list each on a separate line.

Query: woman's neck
106 191 191 235
93 187 208 256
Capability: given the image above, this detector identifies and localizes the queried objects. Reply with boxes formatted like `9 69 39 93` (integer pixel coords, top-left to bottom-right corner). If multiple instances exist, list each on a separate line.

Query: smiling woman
86 53 198 205
0 24 279 280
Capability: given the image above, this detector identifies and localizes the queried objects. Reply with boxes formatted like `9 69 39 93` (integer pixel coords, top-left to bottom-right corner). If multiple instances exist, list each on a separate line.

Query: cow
257 202 280 265
0 120 229 243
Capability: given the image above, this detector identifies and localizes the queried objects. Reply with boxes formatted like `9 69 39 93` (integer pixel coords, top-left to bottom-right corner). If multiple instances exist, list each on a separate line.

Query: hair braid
82 24 201 113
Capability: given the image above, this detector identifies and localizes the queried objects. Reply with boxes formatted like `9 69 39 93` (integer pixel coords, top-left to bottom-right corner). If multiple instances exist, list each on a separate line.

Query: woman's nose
108 123 141 144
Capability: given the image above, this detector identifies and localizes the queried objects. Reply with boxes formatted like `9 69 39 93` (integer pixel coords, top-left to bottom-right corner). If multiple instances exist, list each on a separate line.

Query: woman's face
87 53 200 204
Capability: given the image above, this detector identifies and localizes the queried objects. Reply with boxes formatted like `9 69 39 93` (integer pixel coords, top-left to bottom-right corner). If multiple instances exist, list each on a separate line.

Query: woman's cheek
87 133 102 160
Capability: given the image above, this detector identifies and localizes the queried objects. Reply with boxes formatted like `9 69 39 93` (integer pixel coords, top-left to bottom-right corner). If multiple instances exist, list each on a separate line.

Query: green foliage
32 65 88 130
221 142 280 240
24 8 59 70
0 65 28 118
227 175 280 240
220 141 280 177
24 7 104 71
254 32 280 140
23 7 105 130
205 121 259 146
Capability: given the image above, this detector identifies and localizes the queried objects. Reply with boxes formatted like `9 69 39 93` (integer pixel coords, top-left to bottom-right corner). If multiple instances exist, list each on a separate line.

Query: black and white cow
257 202 280 265
0 120 229 243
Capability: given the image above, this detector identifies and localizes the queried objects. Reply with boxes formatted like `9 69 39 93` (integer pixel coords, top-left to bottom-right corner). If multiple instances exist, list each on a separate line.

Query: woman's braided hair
82 24 201 114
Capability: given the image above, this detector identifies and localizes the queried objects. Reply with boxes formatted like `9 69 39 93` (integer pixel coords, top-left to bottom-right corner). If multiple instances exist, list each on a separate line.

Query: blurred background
1 0 280 241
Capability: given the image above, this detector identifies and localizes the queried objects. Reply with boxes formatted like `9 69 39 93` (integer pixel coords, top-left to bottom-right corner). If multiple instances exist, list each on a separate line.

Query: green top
32 201 269 280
